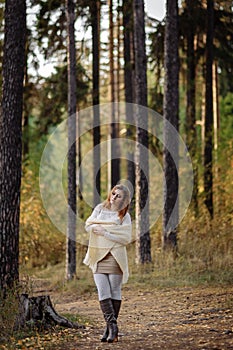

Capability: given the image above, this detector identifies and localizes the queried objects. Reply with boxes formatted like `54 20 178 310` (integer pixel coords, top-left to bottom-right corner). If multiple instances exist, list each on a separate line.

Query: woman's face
110 189 124 210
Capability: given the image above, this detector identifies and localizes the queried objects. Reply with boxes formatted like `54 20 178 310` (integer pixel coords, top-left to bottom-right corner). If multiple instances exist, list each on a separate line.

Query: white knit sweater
83 204 132 283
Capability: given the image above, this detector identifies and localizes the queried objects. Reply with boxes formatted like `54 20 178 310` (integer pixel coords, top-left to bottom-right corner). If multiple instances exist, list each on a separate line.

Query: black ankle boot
99 298 118 343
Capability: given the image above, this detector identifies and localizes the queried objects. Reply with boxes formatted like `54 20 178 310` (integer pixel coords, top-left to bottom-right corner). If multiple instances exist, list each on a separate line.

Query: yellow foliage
20 167 65 268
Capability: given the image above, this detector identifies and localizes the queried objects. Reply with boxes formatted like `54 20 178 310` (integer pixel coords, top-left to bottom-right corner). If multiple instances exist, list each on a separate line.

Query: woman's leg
93 273 111 301
108 274 122 319
106 274 123 342
93 273 123 301
108 274 123 300
93 274 118 342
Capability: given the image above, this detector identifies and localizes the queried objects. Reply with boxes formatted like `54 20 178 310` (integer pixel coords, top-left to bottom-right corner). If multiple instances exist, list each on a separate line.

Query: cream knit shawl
83 219 132 284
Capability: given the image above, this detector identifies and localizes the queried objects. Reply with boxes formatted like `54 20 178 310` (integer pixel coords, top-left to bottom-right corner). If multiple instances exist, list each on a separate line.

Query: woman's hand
93 225 106 236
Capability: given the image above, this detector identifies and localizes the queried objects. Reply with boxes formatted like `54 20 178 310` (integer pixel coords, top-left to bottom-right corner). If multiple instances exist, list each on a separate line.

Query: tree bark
0 0 26 296
123 0 135 201
66 0 77 280
109 0 120 188
14 294 82 330
204 0 214 219
90 0 101 207
185 0 198 217
134 0 151 264
163 0 179 250
22 43 30 162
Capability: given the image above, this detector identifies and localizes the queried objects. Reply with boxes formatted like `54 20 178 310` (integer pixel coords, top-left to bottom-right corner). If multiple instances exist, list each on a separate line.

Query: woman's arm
103 229 131 245
85 204 102 232
94 213 132 245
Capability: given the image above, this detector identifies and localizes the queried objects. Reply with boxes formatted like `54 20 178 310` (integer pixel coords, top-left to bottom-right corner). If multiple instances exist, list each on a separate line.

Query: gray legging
93 273 123 301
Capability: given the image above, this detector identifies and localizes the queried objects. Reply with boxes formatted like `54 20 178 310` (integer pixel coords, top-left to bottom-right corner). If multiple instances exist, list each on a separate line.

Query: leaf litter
1 285 233 349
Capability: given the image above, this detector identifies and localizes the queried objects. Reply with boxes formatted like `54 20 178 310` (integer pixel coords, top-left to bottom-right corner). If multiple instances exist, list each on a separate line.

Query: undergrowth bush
20 167 66 268
128 205 233 287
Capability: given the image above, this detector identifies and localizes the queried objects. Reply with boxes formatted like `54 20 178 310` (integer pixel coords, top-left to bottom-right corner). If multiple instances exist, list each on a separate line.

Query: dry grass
0 289 20 342
19 206 233 296
1 207 232 346
128 208 233 288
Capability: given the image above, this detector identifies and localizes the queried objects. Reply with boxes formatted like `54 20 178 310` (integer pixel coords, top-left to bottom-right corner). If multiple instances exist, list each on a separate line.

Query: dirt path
52 285 233 350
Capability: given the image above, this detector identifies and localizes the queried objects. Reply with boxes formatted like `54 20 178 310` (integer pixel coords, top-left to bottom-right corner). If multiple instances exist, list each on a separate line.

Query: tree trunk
22 46 30 162
134 0 151 264
14 294 82 330
66 0 77 280
90 0 101 207
123 0 135 203
185 0 198 216
0 0 26 296
109 0 120 188
204 0 214 219
213 60 220 214
163 0 179 250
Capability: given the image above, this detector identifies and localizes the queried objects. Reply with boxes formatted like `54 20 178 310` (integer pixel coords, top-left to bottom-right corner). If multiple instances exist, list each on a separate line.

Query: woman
83 184 132 343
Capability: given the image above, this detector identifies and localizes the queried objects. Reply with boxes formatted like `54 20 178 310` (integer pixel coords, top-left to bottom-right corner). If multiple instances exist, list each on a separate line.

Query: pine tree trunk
213 61 220 214
134 0 151 264
185 0 198 216
66 0 77 280
90 0 101 207
109 0 120 188
123 0 135 200
0 0 26 296
204 0 214 219
163 0 179 250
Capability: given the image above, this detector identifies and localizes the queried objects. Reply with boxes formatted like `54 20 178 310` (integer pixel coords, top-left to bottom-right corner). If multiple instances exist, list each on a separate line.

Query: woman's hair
103 184 131 221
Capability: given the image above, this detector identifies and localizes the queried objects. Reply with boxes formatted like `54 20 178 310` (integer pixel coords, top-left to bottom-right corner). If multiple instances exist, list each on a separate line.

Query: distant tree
204 0 214 218
66 0 77 280
219 92 233 145
0 0 26 295
214 0 233 97
179 0 233 218
148 18 165 116
163 0 179 250
134 0 151 263
35 64 89 136
32 0 66 59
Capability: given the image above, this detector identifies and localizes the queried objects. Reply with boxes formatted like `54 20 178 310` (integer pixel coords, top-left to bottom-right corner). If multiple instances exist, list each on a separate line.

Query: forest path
51 285 233 350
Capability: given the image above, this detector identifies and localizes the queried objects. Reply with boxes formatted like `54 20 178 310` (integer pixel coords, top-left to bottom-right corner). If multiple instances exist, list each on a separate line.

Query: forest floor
0 285 233 350
5 284 232 350
54 285 233 350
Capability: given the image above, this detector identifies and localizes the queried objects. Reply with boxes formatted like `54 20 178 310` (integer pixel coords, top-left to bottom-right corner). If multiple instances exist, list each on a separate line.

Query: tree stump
14 294 83 330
